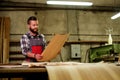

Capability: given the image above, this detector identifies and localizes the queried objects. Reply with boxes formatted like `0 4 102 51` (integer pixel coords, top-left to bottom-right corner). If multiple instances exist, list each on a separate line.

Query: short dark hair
27 16 37 24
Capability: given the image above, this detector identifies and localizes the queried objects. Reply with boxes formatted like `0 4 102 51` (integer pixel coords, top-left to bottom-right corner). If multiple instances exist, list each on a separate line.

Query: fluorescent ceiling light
111 12 120 19
47 1 93 6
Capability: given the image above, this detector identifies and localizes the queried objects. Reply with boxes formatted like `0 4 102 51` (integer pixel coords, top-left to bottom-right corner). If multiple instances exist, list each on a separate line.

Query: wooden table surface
0 64 47 78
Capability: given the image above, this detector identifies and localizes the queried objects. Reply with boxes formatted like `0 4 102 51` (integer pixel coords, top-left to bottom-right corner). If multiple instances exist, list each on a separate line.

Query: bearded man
20 16 46 62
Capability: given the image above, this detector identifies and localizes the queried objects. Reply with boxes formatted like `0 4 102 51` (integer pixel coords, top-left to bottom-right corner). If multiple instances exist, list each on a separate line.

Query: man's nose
35 25 38 28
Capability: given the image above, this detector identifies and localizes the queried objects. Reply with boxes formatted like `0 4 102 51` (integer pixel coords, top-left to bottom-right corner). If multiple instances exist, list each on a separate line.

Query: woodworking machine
89 44 120 62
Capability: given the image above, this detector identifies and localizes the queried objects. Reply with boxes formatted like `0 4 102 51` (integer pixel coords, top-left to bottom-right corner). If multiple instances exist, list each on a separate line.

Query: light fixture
46 1 93 6
111 12 120 19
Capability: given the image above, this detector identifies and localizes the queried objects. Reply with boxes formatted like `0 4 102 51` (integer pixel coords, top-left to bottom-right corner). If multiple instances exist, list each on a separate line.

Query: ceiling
0 0 120 11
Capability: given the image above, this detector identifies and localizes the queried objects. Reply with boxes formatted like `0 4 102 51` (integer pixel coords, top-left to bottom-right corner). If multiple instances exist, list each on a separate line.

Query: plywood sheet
46 63 120 80
38 34 69 62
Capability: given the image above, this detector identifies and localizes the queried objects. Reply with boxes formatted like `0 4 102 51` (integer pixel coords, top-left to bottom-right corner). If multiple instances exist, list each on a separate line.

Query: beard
29 27 38 34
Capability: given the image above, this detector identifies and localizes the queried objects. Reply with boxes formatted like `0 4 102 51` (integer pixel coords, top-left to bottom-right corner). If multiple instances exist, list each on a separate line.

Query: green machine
89 44 120 62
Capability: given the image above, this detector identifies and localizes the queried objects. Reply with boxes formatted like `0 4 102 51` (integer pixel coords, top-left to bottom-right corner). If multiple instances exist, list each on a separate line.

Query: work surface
0 65 47 79
0 62 120 80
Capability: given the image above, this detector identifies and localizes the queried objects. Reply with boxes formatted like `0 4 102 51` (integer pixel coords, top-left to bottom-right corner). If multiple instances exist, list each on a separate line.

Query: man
20 16 46 62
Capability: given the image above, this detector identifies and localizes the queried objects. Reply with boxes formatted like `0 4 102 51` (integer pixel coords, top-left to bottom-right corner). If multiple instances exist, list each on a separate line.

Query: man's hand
35 54 43 60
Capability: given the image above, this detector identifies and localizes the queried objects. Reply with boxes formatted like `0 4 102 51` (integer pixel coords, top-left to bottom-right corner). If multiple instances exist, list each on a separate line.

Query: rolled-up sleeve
20 35 30 55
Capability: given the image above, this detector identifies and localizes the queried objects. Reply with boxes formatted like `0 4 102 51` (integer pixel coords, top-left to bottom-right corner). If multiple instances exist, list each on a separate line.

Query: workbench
0 64 48 80
0 62 120 80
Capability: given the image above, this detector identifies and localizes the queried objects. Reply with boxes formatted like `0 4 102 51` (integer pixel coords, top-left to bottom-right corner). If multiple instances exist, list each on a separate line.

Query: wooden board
3 17 10 64
46 63 120 80
38 34 69 62
0 17 3 63
0 17 10 64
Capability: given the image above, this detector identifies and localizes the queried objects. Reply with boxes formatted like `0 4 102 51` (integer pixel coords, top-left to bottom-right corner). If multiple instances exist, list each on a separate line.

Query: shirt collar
26 32 42 38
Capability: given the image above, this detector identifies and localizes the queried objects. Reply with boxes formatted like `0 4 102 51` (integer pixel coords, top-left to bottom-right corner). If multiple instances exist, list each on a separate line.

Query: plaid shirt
20 32 46 56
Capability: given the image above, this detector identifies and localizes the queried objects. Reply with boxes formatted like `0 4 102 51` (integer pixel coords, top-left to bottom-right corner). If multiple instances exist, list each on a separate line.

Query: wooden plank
0 17 3 63
3 39 9 64
10 78 23 80
38 34 69 62
3 17 10 64
3 17 10 39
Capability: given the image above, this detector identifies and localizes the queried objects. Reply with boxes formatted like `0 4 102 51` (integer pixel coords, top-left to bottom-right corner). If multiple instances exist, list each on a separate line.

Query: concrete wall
0 10 120 63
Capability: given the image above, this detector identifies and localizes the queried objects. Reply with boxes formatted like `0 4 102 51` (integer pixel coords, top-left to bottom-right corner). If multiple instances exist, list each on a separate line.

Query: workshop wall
0 10 120 63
